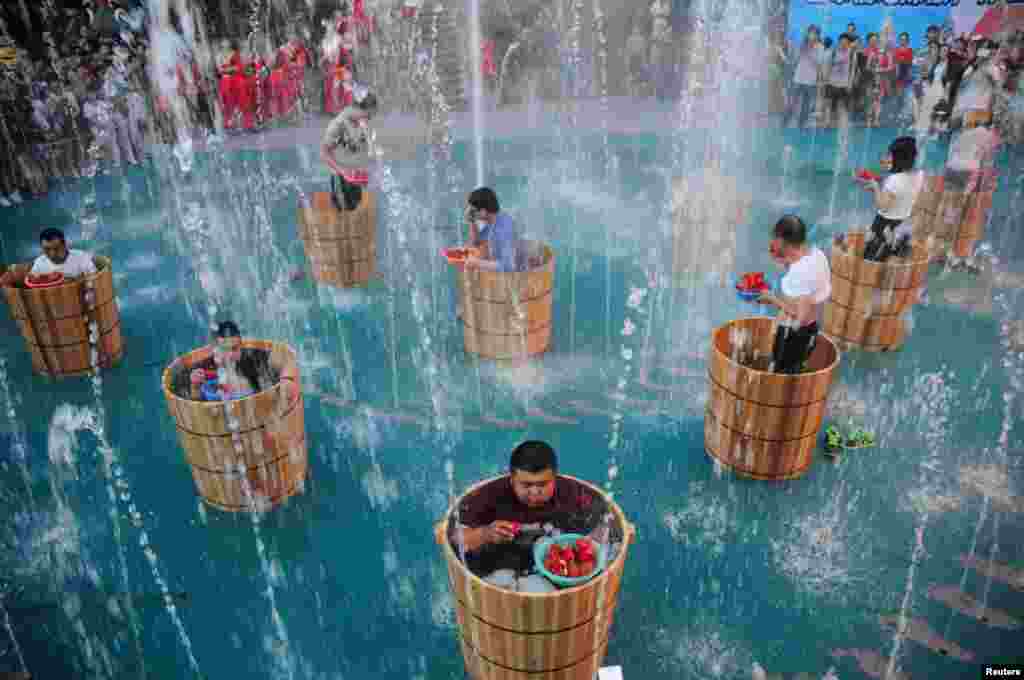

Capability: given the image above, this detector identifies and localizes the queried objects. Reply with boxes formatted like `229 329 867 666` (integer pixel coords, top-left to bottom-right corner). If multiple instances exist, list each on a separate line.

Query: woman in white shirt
857 136 924 262
758 215 832 374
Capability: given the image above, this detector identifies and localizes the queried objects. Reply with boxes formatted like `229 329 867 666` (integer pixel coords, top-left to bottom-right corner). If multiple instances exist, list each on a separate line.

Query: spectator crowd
781 19 1024 140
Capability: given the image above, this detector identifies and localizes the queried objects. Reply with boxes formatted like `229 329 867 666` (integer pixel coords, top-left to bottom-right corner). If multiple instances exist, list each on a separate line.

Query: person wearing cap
320 86 378 211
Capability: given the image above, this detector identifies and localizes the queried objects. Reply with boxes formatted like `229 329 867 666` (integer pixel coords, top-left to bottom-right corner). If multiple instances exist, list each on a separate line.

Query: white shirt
879 170 925 221
781 247 831 305
30 249 97 278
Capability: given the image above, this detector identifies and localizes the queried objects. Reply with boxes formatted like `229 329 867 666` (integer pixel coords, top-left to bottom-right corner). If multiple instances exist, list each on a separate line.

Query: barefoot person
758 215 831 374
857 136 924 262
449 441 609 593
320 85 378 211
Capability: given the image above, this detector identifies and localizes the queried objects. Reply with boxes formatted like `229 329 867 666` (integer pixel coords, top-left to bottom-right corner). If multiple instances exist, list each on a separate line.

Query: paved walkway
217 95 778 158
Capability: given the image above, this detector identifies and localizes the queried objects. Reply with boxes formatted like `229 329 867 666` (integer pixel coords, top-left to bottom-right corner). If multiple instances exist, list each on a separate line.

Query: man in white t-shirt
758 215 831 374
29 228 97 279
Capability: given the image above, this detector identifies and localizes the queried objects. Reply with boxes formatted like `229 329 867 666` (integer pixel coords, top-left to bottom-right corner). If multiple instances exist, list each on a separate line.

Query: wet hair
215 321 242 339
773 215 807 246
847 22 856 30
899 32 909 41
889 137 917 173
838 33 851 45
510 441 558 474
867 32 878 43
823 37 833 49
468 187 500 214
40 227 65 244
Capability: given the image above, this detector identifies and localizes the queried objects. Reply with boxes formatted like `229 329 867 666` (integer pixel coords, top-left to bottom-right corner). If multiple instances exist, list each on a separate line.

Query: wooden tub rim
434 473 635 601
712 316 840 379
834 230 930 275
161 339 299 415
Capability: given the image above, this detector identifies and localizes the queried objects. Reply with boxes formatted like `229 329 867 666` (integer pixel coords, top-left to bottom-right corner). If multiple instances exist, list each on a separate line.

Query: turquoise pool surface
0 126 1022 679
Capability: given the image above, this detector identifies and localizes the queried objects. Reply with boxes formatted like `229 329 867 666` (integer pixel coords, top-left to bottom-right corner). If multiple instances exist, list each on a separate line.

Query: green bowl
533 533 608 587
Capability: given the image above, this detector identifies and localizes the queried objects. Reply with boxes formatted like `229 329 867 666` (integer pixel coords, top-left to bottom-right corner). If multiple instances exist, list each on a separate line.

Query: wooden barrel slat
2 256 123 378
913 173 995 258
298 191 377 287
822 232 927 352
822 302 906 352
461 242 554 360
704 317 839 480
162 340 307 512
436 475 633 680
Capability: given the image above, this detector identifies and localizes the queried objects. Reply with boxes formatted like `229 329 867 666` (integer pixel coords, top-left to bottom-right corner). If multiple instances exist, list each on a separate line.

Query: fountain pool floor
1 126 1023 680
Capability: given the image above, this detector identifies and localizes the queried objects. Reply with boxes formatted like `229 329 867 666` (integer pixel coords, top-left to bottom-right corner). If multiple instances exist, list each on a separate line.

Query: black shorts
825 85 849 101
772 322 819 374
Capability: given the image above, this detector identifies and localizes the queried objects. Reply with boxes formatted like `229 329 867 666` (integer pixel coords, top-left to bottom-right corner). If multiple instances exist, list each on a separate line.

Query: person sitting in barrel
757 215 831 374
449 440 609 593
320 84 378 212
186 321 276 402
856 136 924 262
463 187 523 272
1 228 98 288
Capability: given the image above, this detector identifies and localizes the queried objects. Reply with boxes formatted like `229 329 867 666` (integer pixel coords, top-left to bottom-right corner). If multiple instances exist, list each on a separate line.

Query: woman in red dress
219 42 244 129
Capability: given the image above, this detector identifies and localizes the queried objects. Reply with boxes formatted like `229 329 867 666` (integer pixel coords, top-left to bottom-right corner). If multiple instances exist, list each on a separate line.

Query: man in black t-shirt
450 441 608 592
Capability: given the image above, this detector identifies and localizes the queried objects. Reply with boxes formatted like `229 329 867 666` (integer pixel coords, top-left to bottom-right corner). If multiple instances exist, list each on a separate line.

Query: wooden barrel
297 191 377 287
161 340 307 512
705 317 839 480
915 171 997 259
822 231 928 352
434 475 635 680
2 255 124 378
461 241 554 360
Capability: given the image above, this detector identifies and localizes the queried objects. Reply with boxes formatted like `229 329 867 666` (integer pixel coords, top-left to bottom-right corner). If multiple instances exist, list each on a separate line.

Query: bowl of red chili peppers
533 533 608 587
736 271 770 302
